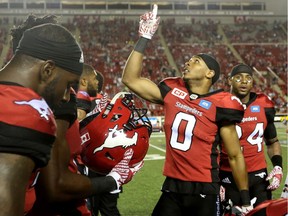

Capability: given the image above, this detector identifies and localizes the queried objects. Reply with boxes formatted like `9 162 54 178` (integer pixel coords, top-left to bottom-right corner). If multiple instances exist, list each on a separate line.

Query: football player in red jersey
76 63 99 121
76 64 122 216
76 66 109 119
0 19 83 215
88 71 111 117
122 4 252 216
219 63 283 216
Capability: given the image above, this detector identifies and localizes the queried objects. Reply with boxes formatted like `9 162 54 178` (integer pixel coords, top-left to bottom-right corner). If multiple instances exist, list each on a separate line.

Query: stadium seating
0 16 286 115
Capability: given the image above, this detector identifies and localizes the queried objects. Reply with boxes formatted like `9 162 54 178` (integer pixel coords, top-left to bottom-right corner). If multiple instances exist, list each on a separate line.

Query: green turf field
118 122 287 216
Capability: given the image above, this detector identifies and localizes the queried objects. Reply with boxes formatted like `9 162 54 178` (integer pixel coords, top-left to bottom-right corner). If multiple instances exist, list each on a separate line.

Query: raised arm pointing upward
122 5 253 216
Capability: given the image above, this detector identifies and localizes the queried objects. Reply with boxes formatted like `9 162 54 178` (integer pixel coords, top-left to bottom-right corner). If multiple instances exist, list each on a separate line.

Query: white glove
107 149 144 193
98 92 109 112
138 4 160 39
266 166 283 190
240 205 253 215
130 160 144 177
86 93 109 117
220 185 225 202
234 197 256 216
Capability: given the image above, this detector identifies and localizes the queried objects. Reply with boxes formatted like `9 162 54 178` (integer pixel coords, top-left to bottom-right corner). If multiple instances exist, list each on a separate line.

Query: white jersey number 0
170 112 195 151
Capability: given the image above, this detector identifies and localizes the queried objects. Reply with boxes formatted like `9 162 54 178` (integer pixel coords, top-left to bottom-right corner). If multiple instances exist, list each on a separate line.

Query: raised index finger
152 4 158 19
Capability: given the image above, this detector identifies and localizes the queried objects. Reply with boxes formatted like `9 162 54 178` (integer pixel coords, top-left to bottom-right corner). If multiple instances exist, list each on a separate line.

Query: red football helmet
79 92 152 174
246 198 288 216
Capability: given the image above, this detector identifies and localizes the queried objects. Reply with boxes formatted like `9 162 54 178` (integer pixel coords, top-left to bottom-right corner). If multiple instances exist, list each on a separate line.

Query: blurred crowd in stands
0 16 287 115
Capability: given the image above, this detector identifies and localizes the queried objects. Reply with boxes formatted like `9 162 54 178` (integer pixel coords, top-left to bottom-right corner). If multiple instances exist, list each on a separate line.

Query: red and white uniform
159 77 244 183
220 93 276 172
0 82 57 214
0 82 56 165
76 91 92 114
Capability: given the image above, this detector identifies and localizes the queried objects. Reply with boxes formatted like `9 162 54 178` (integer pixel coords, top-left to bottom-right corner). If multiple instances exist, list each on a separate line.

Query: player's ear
80 78 87 86
207 69 215 80
228 77 233 86
40 60 56 83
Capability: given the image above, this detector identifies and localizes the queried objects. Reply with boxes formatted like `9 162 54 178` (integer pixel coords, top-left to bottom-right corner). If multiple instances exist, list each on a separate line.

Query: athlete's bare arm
0 154 34 216
33 119 96 203
266 138 282 159
122 48 163 104
220 123 249 191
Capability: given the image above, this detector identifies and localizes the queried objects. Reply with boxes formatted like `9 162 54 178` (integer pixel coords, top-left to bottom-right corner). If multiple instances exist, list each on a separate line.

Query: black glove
53 93 77 127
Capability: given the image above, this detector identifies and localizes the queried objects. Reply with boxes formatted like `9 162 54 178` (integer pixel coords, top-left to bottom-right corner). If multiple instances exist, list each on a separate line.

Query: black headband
15 29 84 75
230 63 253 77
197 53 220 84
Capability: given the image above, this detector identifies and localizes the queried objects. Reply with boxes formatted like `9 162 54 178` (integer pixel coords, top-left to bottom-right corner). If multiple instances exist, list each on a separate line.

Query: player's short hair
11 14 58 53
81 63 96 77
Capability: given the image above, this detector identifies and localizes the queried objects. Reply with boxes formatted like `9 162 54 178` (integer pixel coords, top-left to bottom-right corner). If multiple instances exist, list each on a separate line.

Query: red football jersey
77 91 92 113
159 77 244 183
220 93 276 172
0 83 57 214
0 84 56 137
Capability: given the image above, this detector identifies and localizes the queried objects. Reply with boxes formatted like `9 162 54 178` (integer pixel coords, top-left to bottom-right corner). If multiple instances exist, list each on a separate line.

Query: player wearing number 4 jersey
122 4 253 216
219 63 283 216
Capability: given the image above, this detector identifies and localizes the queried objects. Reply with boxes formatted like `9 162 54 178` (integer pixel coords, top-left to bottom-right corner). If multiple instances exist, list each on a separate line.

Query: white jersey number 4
236 123 264 152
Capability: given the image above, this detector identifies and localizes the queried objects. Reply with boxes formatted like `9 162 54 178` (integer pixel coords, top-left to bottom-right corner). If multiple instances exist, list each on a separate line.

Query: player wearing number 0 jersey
123 52 252 215
219 64 283 216
122 6 253 212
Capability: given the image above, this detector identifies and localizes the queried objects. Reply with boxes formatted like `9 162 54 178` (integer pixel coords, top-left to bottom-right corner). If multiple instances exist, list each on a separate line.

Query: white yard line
149 144 166 152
